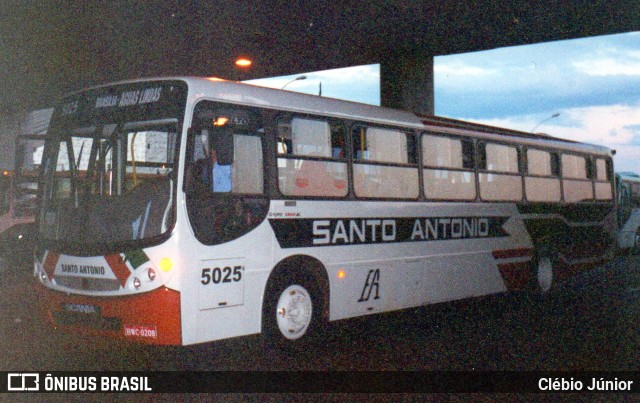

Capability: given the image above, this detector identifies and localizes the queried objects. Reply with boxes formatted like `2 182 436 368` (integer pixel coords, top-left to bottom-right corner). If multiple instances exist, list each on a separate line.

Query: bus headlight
147 268 157 281
133 277 141 289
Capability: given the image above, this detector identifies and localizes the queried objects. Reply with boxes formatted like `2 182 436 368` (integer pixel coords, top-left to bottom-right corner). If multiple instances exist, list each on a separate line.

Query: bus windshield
38 81 187 249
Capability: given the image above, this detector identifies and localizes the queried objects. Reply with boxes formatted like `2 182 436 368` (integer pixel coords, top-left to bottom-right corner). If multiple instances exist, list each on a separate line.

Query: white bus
616 172 640 253
35 77 616 346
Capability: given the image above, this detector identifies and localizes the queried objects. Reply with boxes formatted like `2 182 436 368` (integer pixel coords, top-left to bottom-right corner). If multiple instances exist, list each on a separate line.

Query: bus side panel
325 249 508 321
267 201 532 322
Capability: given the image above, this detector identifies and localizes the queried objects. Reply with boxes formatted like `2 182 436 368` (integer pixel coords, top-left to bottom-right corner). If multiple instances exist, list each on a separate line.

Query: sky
246 31 640 174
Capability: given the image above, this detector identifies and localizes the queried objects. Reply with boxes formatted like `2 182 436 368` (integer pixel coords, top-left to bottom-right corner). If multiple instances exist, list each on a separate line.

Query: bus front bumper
37 285 182 345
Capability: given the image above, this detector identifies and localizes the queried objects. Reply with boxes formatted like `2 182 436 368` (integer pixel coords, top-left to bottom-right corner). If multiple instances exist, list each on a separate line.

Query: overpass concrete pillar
380 51 434 115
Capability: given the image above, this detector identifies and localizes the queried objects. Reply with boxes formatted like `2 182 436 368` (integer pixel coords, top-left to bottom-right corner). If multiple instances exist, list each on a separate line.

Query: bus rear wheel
536 254 554 294
262 272 326 351
528 246 558 302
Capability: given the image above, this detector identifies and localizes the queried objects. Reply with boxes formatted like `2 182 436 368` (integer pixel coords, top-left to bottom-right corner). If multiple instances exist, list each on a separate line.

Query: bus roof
418 114 612 158
65 76 614 158
617 172 640 182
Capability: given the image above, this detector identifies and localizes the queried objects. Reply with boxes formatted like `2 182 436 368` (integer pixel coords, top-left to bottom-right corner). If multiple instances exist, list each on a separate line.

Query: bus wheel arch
262 255 330 348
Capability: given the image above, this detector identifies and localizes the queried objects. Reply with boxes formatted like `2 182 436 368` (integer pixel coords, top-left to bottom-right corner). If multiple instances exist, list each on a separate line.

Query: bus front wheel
274 284 313 341
262 271 327 351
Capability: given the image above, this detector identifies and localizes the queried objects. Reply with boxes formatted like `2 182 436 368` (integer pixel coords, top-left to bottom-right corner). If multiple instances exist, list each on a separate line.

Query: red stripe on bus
492 248 533 260
104 254 131 287
43 251 60 280
497 262 533 291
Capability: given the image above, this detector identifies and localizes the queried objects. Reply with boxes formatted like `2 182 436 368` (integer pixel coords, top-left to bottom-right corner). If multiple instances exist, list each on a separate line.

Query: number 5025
201 266 243 285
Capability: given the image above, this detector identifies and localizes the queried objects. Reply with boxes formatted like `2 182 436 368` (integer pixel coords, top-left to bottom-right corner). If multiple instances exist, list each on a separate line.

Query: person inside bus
186 132 233 195
209 146 232 192
187 140 233 194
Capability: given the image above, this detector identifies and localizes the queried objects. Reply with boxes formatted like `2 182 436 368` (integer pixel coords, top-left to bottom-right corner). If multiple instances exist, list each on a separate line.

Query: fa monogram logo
358 269 380 302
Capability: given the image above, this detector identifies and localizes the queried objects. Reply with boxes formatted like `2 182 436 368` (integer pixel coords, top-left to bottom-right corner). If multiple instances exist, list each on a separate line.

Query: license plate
123 324 158 338
63 303 101 315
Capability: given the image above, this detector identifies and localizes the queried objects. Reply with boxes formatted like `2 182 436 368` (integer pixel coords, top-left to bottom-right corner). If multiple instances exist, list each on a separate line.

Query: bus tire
532 246 556 297
262 262 327 352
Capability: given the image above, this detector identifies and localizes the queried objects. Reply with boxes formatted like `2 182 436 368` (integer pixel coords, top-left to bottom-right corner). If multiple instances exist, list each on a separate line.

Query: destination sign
95 86 163 109
53 80 188 126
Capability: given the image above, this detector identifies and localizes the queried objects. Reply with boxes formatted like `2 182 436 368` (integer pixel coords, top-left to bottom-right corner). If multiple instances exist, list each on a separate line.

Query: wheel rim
275 284 313 340
537 255 553 293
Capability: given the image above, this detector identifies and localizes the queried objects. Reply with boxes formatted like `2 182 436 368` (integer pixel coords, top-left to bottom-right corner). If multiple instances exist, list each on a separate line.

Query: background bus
0 135 47 267
34 78 616 347
616 171 640 254
0 109 50 268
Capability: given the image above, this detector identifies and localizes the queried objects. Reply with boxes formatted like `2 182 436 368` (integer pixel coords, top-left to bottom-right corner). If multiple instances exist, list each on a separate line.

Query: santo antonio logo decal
268 216 510 248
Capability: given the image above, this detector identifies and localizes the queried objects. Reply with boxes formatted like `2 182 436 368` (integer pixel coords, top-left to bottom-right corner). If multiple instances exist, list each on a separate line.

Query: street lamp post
282 75 307 90
531 113 560 133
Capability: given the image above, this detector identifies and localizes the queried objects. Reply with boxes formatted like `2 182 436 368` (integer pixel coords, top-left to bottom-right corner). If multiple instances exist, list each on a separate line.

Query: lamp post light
234 57 253 81
234 58 252 68
282 75 307 90
531 113 560 133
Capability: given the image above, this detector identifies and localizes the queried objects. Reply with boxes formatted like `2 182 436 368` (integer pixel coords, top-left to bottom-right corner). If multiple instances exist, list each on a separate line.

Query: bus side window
478 142 522 201
422 134 476 201
277 116 348 198
525 148 561 202
593 157 613 201
561 153 594 202
595 158 608 181
350 127 416 163
351 125 419 199
485 143 519 173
